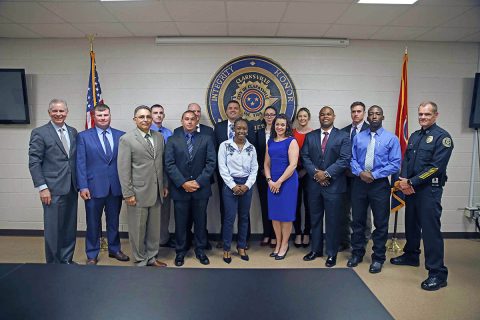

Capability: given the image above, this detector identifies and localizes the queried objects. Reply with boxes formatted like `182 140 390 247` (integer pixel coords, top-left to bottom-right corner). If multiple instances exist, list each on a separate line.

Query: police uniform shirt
401 123 453 187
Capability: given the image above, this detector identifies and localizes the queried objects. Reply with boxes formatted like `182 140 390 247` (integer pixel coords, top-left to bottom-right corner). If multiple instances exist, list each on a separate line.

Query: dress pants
85 190 122 259
308 183 344 257
351 177 390 263
222 177 253 251
403 185 448 279
174 198 208 256
126 198 161 266
257 174 275 240
43 185 78 264
293 174 311 236
159 194 172 245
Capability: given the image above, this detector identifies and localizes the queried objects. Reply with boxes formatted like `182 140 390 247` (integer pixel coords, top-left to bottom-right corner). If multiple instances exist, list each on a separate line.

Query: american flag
85 50 103 129
391 49 409 213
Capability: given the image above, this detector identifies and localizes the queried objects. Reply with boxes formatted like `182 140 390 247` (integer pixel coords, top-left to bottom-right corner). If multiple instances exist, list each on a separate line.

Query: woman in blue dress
264 114 299 260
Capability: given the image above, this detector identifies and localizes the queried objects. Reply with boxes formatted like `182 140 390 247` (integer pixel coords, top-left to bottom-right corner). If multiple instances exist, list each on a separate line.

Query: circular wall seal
206 55 297 126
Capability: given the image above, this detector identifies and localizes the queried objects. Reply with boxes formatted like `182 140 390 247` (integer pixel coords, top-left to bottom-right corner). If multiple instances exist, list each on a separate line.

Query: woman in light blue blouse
218 118 258 264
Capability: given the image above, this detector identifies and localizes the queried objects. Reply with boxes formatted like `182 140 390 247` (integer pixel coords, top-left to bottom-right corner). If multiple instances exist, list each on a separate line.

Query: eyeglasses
264 113 276 117
135 115 152 120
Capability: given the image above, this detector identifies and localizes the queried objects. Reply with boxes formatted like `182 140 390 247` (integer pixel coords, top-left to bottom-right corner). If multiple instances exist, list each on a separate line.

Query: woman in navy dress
264 114 299 260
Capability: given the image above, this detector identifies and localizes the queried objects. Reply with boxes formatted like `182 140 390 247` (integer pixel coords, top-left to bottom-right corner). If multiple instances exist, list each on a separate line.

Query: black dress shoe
390 254 420 267
174 255 185 267
269 251 278 258
223 251 232 264
325 256 337 268
421 276 447 291
196 254 210 265
347 255 363 268
303 251 322 261
109 251 130 262
238 248 249 261
275 246 289 260
369 261 383 273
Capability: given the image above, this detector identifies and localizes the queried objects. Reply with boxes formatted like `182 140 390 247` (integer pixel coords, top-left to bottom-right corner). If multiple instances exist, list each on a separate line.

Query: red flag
391 49 409 213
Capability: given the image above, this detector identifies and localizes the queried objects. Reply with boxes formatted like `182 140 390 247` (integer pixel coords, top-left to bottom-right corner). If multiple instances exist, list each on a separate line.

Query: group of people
28 98 453 291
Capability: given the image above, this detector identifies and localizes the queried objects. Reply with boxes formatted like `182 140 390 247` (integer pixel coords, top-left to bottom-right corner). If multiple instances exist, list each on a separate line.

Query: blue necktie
186 133 193 159
102 130 112 161
229 123 234 140
351 125 357 143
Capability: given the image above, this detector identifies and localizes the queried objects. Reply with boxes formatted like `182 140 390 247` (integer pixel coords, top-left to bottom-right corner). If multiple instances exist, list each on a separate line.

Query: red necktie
321 132 329 153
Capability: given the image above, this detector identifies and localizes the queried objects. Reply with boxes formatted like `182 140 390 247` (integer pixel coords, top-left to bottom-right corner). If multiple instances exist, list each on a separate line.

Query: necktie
351 125 357 143
321 131 329 154
145 133 154 154
59 128 69 157
102 130 113 161
365 132 376 171
229 123 235 139
186 133 193 159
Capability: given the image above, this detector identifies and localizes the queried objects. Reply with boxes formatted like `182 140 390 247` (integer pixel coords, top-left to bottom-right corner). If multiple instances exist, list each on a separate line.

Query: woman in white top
218 118 258 263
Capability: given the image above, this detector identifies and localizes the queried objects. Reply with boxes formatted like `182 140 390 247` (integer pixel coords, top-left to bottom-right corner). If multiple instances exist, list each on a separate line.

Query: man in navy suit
165 110 216 267
76 104 129 265
340 101 371 251
29 99 78 264
301 106 351 267
213 100 256 248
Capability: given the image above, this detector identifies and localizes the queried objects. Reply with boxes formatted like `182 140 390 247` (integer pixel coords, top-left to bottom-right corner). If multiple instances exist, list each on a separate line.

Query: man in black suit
165 110 217 267
213 100 256 248
340 101 372 251
301 106 351 267
28 98 78 264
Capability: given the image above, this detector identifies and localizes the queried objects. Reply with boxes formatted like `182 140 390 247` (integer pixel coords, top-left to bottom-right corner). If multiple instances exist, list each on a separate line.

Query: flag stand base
386 237 403 252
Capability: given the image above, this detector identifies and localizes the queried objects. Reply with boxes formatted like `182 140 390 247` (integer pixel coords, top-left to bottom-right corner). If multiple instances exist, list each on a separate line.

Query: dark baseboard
0 229 478 239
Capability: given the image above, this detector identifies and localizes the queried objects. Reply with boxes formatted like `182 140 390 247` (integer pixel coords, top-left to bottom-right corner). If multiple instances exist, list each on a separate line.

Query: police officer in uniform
391 101 453 291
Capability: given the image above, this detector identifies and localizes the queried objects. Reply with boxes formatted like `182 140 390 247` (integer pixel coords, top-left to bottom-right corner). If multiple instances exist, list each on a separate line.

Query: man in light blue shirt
348 105 401 274
150 104 174 249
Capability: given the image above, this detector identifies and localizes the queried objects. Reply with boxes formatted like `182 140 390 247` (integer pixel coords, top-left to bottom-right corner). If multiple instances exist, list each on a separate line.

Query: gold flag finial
405 46 408 55
87 34 95 52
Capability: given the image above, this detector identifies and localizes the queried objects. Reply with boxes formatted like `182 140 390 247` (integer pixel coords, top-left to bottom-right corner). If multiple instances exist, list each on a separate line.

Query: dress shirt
150 123 172 143
95 126 113 154
321 127 333 145
218 139 258 190
351 127 401 180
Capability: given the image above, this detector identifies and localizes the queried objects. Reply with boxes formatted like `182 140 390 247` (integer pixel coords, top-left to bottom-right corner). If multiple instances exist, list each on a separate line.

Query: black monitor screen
0 69 30 124
469 73 480 129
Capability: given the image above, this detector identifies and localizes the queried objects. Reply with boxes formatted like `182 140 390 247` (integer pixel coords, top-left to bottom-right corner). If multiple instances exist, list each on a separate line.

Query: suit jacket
165 129 216 200
29 122 78 195
214 120 257 152
300 127 351 194
76 127 125 198
117 129 167 207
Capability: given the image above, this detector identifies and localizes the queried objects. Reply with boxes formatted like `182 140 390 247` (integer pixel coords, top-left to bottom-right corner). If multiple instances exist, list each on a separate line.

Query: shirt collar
352 121 364 130
95 126 111 135
50 121 67 132
368 127 384 136
137 127 151 137
322 127 333 135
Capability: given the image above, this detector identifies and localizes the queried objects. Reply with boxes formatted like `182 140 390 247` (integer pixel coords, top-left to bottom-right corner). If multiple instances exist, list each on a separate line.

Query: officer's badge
207 55 297 126
426 136 433 143
442 137 452 147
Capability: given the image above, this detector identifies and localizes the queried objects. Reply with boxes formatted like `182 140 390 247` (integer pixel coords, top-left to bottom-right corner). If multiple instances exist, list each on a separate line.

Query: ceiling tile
103 2 172 23
459 31 480 42
123 22 179 37
72 22 133 37
42 2 118 23
371 26 431 40
226 1 287 22
415 27 480 42
0 2 64 23
0 24 41 38
277 23 330 37
325 24 381 39
164 1 226 22
22 23 84 38
336 4 409 26
176 22 228 36
443 7 480 28
228 22 278 36
283 3 351 24
390 5 470 27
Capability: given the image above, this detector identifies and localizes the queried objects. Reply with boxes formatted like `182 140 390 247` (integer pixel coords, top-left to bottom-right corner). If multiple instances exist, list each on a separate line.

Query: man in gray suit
28 98 78 264
118 105 169 267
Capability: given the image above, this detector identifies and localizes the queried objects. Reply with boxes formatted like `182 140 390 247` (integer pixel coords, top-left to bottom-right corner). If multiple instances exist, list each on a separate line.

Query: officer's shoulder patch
442 137 452 148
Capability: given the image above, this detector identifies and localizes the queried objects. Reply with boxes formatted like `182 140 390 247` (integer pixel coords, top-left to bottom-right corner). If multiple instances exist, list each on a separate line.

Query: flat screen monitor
0 69 30 124
469 73 480 129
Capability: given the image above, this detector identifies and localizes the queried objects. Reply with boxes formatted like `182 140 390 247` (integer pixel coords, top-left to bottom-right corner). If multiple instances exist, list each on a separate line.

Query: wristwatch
266 177 272 182
407 179 412 186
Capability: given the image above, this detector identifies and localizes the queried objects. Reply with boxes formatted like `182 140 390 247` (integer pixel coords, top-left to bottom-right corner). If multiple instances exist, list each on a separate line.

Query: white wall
0 37 478 234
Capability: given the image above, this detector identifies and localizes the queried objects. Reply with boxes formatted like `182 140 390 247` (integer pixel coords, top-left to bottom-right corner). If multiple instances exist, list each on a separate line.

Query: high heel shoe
223 251 231 264
302 234 310 248
294 235 302 248
275 245 289 260
238 248 249 261
269 251 278 258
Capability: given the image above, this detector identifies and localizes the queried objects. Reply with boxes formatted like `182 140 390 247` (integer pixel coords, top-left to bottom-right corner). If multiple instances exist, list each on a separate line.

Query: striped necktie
59 128 69 157
365 132 376 171
186 133 193 159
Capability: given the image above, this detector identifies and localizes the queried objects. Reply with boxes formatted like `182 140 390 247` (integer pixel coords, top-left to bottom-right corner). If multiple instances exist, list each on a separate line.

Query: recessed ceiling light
358 0 418 4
